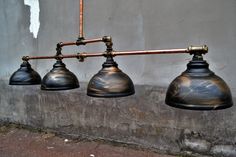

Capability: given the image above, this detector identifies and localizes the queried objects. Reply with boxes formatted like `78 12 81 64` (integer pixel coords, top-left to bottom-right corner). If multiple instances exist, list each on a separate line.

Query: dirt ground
0 125 177 157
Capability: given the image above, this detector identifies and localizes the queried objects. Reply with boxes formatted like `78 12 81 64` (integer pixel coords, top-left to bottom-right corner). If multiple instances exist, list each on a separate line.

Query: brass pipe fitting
102 36 113 52
188 45 208 55
22 56 29 61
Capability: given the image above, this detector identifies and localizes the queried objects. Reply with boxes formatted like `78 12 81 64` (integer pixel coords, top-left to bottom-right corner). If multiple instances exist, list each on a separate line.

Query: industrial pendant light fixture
9 61 41 85
165 47 233 110
9 0 233 110
87 56 135 97
41 60 79 90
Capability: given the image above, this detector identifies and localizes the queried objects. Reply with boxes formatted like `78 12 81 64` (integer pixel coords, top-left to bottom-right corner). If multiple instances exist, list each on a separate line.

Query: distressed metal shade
41 60 79 90
165 55 233 110
9 61 41 85
87 56 135 97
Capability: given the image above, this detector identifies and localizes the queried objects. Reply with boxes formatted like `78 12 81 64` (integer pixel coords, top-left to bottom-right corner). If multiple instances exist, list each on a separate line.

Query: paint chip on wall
24 0 40 38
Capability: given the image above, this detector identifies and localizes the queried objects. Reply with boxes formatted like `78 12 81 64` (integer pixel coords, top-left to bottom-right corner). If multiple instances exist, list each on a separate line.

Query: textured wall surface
0 81 236 156
0 0 236 156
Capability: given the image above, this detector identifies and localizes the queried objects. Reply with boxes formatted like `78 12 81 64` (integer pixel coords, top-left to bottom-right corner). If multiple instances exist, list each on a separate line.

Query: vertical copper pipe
79 0 84 38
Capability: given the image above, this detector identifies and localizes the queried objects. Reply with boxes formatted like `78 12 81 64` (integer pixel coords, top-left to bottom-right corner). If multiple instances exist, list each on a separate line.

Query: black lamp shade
165 55 233 110
41 60 79 90
87 57 135 97
9 61 41 85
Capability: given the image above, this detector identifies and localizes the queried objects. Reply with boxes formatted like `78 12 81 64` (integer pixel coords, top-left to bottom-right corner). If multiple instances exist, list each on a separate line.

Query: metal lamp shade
41 60 79 90
165 55 233 110
9 61 41 85
87 57 135 97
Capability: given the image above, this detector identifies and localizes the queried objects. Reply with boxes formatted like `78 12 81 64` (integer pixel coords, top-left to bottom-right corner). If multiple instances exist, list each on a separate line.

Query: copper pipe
58 38 103 48
55 38 105 57
23 56 57 60
112 48 189 56
79 0 84 38
22 46 207 61
82 38 103 44
22 48 188 61
60 42 77 47
80 48 189 57
79 52 105 58
23 54 79 60
77 48 188 59
61 54 79 59
22 53 105 61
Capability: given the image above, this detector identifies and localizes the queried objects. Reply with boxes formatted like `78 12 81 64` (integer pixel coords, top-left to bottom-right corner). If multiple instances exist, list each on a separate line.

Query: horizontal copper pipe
112 48 189 56
82 38 103 44
22 53 105 61
23 55 78 60
60 42 77 47
80 52 105 57
58 38 103 48
82 48 190 57
22 46 207 61
22 48 189 61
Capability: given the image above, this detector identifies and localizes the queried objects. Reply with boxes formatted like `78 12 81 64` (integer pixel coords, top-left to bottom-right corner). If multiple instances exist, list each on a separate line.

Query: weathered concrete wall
1 0 236 156
0 81 236 156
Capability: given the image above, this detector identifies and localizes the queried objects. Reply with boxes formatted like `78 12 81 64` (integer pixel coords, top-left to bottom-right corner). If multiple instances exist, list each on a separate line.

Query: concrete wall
0 0 236 156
